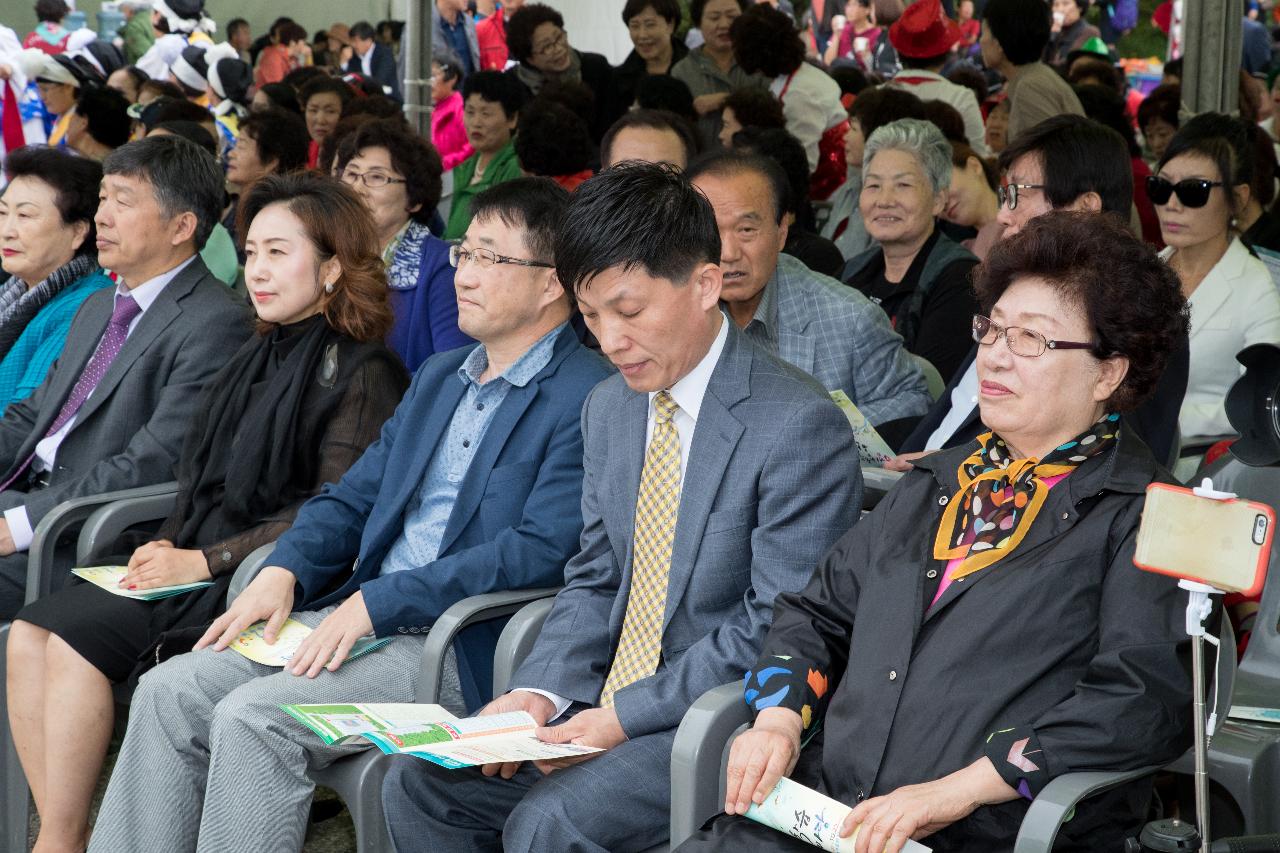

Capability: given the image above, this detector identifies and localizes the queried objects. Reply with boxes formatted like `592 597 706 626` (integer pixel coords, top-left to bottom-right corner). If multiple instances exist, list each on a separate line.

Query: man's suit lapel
663 325 749 627
774 279 817 376
617 389 649 573
69 265 198 429
382 374 465 529
436 377 539 556
24 291 111 441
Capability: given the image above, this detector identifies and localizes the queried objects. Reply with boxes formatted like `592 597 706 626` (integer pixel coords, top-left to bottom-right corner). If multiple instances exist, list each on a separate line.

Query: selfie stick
1183 478 1233 853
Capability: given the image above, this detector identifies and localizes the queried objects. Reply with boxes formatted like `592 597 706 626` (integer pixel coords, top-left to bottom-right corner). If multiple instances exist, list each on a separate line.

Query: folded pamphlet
282 703 604 769
1228 705 1280 724
230 618 391 667
745 777 931 852
829 391 896 468
71 565 215 601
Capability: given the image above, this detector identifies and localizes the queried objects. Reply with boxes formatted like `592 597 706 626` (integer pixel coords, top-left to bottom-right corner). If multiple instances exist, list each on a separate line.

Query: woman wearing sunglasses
1150 112 1280 439
678 211 1194 853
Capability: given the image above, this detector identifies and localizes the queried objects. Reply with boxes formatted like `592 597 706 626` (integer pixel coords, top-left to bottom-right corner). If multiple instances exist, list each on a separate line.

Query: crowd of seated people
1 0 1279 849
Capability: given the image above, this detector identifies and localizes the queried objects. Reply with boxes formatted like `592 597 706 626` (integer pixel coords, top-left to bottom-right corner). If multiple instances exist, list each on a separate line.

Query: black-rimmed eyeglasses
972 314 1096 358
996 182 1047 211
448 243 554 270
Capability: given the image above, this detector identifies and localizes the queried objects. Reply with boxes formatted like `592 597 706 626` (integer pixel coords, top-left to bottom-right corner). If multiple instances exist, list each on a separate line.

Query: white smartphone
1134 483 1272 596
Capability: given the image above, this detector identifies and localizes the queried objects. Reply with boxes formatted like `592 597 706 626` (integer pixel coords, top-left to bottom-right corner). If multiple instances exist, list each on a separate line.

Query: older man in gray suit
0 135 250 617
688 151 932 442
380 165 862 850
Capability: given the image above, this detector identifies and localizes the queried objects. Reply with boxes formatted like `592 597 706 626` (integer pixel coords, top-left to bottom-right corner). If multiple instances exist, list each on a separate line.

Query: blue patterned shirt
378 323 566 575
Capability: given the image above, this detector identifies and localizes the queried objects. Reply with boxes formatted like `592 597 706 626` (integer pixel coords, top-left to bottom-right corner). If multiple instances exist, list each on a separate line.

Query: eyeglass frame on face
972 314 1096 358
996 181 1047 211
533 29 568 58
340 167 408 189
448 242 554 270
1145 175 1225 209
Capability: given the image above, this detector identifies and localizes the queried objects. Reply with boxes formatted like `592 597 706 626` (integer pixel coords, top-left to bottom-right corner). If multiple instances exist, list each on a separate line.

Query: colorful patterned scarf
932 414 1120 580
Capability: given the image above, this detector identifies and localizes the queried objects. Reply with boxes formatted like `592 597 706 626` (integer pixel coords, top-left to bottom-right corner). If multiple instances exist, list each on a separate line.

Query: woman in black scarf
6 172 409 852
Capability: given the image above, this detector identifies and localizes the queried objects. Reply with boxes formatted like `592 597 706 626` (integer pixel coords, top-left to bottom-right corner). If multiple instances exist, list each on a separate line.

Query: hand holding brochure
745 777 931 852
229 618 390 667
829 391 896 467
71 565 214 601
282 703 604 769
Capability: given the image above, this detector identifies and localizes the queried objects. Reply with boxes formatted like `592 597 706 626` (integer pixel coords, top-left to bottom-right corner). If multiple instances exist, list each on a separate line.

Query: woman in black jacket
678 212 1194 853
504 2 623 143
6 173 408 852
613 0 690 110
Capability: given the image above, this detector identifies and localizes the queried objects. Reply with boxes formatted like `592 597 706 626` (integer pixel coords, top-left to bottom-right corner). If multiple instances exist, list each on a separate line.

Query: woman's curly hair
974 210 1189 412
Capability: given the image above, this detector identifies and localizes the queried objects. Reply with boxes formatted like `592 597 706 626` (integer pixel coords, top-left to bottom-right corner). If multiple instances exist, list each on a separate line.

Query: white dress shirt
358 44 374 76
925 360 980 450
5 256 195 551
517 314 729 721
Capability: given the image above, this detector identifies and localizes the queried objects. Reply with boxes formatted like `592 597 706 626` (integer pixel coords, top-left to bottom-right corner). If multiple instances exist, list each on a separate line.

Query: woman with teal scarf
0 146 113 412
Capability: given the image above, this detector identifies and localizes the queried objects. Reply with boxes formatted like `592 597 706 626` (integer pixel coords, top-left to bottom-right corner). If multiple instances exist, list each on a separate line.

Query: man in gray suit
688 151 932 435
381 165 862 851
0 135 250 617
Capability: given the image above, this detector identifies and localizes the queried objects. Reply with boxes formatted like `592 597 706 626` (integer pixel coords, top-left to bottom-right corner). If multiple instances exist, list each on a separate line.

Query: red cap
889 0 963 58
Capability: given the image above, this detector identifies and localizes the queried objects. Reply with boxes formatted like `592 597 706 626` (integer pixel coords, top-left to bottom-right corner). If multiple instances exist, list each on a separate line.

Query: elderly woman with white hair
843 117 980 383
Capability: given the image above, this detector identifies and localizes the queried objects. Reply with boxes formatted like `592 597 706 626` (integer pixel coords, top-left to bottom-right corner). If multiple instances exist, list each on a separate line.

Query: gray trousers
380 723 677 853
87 608 464 853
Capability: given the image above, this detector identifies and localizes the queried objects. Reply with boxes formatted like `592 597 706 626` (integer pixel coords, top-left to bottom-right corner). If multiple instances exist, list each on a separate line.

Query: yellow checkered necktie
600 390 682 708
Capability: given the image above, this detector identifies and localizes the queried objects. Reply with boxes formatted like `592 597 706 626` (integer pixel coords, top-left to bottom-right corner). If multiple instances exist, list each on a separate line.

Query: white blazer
1162 238 1280 437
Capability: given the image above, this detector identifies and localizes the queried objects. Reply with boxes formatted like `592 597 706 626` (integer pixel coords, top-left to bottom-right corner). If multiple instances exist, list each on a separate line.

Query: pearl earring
324 280 335 294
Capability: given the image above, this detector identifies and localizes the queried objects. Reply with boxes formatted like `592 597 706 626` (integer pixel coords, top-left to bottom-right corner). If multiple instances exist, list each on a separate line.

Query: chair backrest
492 597 556 695
910 353 945 402
1196 457 1280 709
226 542 277 605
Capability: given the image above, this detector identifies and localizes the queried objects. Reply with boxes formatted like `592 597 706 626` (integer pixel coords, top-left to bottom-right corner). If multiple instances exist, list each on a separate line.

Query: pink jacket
432 92 473 171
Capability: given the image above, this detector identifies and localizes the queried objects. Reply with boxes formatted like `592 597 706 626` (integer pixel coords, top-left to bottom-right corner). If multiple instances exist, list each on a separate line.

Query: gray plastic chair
909 354 946 403
0 481 179 853
1014 611 1238 850
306 587 561 853
1157 457 1280 834
658 616 1238 853
861 467 904 511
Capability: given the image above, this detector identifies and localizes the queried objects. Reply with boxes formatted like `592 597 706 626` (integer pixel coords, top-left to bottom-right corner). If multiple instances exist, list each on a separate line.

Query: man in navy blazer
380 165 862 851
346 21 402 100
88 179 610 853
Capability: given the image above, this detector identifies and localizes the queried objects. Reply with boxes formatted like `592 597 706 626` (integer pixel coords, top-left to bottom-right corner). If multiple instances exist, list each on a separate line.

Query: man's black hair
687 148 792 225
600 109 700 167
103 134 224 250
469 177 572 264
555 163 721 294
982 0 1052 65
349 21 377 41
998 114 1132 216
75 86 132 149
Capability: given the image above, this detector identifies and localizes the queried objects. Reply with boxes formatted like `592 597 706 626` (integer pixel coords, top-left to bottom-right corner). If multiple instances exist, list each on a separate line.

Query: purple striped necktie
0 293 141 492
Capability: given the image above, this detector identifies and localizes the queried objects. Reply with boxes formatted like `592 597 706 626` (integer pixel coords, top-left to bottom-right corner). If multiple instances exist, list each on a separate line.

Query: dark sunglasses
1145 175 1224 208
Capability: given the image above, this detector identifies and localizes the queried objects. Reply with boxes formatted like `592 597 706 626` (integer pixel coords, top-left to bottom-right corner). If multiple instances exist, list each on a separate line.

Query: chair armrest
76 484 181 564
25 481 181 606
225 542 279 604
492 596 558 695
669 682 752 848
416 587 561 703
1012 767 1160 853
861 467 903 511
